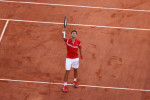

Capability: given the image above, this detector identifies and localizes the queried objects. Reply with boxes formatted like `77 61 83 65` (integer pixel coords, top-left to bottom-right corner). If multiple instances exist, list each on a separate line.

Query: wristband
80 56 83 59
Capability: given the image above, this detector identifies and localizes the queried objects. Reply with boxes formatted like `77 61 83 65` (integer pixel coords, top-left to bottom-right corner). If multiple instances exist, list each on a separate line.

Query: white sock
74 78 77 81
64 82 67 86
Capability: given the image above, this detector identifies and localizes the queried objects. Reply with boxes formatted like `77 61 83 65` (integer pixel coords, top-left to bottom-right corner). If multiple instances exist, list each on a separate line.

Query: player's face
71 32 77 38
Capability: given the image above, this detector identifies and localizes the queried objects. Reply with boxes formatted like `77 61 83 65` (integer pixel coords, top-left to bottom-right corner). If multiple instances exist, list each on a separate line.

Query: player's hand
80 59 83 63
80 56 83 63
62 29 66 34
62 30 65 34
62 29 66 38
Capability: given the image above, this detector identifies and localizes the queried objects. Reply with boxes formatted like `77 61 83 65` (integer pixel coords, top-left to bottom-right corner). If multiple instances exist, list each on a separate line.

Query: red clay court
0 0 150 100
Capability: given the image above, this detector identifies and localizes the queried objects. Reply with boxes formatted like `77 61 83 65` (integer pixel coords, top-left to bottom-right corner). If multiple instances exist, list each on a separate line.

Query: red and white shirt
64 38 82 59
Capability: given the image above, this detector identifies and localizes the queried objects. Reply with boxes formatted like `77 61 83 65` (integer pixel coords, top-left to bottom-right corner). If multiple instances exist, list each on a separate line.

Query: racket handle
63 28 66 31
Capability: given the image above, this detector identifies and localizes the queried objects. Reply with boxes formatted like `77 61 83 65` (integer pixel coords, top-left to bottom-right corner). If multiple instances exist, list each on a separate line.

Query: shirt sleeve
78 41 82 49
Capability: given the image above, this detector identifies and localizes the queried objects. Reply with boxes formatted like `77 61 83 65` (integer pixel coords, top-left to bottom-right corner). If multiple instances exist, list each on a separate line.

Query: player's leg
63 58 72 92
73 68 78 81
64 70 70 85
72 58 79 88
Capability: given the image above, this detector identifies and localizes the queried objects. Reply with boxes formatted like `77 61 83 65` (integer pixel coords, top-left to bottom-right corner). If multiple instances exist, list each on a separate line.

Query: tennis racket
64 16 68 30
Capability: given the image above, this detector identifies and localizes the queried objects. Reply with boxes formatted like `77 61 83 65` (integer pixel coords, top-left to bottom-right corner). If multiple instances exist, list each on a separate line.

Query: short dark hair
71 30 77 35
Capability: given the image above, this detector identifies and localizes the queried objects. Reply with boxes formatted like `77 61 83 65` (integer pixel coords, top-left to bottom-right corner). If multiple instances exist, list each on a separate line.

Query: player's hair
71 30 77 35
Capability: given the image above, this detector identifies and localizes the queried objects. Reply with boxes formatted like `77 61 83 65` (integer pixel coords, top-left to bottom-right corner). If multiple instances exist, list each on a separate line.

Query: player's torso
66 38 80 49
66 38 80 58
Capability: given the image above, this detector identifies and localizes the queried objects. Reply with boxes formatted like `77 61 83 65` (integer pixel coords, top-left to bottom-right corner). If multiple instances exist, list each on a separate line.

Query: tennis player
62 29 83 92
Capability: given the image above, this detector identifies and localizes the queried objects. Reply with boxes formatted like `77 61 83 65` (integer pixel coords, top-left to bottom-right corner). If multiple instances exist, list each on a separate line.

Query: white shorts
65 58 79 70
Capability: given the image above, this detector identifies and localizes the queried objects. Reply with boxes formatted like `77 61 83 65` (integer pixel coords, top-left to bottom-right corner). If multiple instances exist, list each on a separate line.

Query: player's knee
65 70 70 75
74 68 78 71
74 69 78 72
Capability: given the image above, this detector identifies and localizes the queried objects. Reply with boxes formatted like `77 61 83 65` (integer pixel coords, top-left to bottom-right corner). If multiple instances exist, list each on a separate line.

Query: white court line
0 0 150 13
0 78 150 92
0 20 9 43
0 18 150 31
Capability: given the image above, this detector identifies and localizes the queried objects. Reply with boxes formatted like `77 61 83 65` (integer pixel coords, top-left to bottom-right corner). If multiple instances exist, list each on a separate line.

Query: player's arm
79 42 83 59
79 48 83 59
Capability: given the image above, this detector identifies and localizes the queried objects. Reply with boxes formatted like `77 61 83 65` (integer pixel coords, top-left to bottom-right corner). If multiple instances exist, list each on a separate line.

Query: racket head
64 16 68 29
